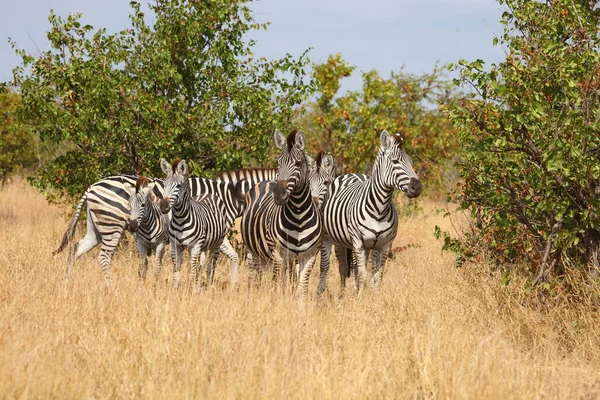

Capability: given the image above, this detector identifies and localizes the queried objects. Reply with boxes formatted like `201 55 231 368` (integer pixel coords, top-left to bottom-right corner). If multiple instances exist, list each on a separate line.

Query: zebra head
307 151 336 210
273 129 309 205
159 158 188 214
128 176 153 232
379 130 422 198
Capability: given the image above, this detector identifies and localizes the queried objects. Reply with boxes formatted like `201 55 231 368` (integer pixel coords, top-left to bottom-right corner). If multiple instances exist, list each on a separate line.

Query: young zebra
160 159 242 288
54 169 272 286
127 176 170 280
241 130 323 298
318 130 422 295
307 151 336 211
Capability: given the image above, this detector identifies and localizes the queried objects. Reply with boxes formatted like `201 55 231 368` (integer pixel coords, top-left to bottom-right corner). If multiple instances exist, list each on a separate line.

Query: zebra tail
53 190 88 255
346 247 353 278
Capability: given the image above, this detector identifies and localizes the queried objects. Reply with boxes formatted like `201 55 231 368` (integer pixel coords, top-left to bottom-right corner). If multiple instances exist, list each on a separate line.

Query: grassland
1 177 599 399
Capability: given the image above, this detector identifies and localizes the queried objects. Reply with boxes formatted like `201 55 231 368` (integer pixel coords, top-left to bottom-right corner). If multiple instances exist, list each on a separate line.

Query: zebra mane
135 176 151 192
392 134 404 147
286 130 298 151
315 151 326 172
171 159 182 171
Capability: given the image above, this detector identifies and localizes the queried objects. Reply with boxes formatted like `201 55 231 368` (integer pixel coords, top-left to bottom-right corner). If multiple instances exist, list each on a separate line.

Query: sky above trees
1 0 505 92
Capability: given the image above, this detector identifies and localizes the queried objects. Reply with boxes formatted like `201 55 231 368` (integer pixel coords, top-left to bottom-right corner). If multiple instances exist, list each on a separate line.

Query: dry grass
1 177 600 399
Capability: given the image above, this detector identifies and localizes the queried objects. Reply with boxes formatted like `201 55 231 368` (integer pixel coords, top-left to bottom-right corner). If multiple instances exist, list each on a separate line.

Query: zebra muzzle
128 219 139 232
273 180 290 205
406 178 423 198
159 197 170 214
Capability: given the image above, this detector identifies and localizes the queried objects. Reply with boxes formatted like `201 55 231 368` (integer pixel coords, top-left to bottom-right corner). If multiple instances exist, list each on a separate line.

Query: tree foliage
298 53 459 188
11 0 314 199
0 90 37 183
444 0 600 280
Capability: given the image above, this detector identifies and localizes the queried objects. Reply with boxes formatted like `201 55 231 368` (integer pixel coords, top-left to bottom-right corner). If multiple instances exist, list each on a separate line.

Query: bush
444 0 600 283
297 54 460 191
0 90 37 184
11 0 314 200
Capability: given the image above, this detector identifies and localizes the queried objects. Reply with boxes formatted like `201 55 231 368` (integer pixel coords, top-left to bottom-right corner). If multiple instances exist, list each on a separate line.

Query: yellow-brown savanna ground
1 178 599 399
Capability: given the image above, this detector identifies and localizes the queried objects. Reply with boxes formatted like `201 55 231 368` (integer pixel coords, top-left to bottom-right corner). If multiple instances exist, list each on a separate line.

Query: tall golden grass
1 177 599 399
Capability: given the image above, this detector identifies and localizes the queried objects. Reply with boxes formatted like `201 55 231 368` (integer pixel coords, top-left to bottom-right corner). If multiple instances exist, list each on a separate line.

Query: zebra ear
160 158 172 176
322 154 334 170
274 130 286 149
295 131 306 151
177 159 189 177
380 130 392 151
305 154 315 169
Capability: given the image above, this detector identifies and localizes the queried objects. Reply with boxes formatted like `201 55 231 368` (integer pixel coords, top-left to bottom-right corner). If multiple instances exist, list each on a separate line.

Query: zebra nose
159 197 170 214
407 178 422 198
128 219 138 232
274 180 289 205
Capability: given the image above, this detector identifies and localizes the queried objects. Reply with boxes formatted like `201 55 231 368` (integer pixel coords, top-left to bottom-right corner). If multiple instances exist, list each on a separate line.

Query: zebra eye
295 160 303 166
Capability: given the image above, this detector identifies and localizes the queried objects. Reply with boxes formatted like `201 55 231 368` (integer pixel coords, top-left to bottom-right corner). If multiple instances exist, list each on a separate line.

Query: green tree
11 0 314 200
298 54 459 188
0 89 37 184
444 0 600 283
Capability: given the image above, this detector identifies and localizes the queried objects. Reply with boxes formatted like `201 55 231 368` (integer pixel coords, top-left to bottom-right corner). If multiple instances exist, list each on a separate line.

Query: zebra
54 169 275 286
240 130 323 298
317 130 422 295
127 176 170 280
307 151 336 211
159 159 242 288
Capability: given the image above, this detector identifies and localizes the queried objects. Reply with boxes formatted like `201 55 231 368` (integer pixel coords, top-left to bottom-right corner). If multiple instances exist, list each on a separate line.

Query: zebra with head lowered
159 159 243 288
241 130 323 298
53 169 275 286
317 130 422 295
127 176 170 280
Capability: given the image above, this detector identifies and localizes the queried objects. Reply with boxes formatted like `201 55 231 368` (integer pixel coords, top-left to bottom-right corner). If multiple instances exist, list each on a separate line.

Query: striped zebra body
54 169 273 286
215 168 277 194
128 177 170 280
160 159 242 287
318 130 422 295
241 130 323 298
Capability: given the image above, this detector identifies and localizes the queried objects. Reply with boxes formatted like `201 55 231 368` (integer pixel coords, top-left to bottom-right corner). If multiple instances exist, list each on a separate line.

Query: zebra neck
286 182 312 211
142 202 161 225
173 179 192 216
368 153 395 210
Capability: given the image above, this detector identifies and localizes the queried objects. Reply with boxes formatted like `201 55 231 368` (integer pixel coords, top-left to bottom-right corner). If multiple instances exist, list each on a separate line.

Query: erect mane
171 158 182 171
286 130 298 151
135 176 151 191
315 151 326 172
392 134 405 147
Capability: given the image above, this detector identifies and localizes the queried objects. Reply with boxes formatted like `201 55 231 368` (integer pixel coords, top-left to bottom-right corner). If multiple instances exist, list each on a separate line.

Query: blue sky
1 0 506 93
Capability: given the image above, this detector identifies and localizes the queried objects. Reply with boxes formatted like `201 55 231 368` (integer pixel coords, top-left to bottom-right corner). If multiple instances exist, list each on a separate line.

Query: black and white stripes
318 130 422 294
127 176 170 280
160 159 242 288
241 130 323 297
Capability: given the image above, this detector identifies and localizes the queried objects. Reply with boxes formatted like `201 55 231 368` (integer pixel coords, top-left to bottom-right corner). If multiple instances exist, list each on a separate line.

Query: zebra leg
152 240 167 278
297 252 318 301
66 212 101 279
97 231 122 287
370 246 388 290
218 237 239 288
136 240 150 280
246 252 262 289
334 245 350 296
190 243 204 289
271 251 286 290
352 242 368 295
172 243 184 288
316 239 333 296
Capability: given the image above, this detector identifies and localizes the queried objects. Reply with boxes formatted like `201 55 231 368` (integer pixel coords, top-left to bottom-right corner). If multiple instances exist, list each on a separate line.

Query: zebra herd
54 129 422 298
